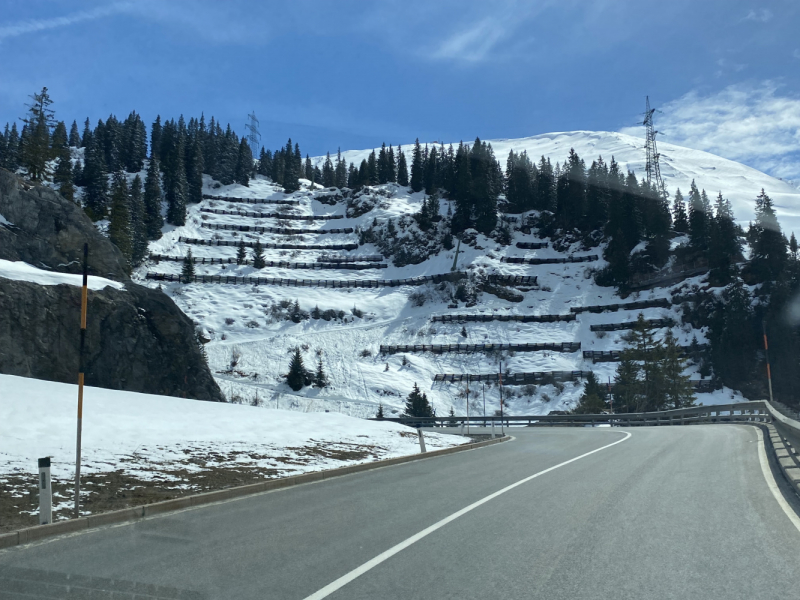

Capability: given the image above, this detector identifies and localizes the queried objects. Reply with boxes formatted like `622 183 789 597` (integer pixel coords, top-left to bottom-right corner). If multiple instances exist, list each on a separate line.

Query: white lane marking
302 430 632 600
754 427 800 534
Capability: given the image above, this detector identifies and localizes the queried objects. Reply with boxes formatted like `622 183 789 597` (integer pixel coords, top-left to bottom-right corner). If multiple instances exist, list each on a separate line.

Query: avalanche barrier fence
201 223 354 235
431 313 575 323
147 255 386 270
501 255 599 265
200 208 343 220
178 237 359 251
145 272 466 288
569 298 671 314
379 342 581 355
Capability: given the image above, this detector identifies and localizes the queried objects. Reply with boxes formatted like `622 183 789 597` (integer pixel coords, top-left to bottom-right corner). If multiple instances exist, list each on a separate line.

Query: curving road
2 426 800 599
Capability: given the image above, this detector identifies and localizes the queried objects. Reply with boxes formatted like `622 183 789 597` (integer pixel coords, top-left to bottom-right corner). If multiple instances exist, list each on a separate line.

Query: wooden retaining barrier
431 313 575 323
145 272 466 288
202 194 299 205
501 255 598 265
590 318 673 332
434 370 590 384
201 223 354 235
200 208 343 220
318 254 384 263
379 342 581 355
148 255 386 270
178 237 359 251
570 298 671 314
515 242 549 249
583 344 709 362
486 275 538 286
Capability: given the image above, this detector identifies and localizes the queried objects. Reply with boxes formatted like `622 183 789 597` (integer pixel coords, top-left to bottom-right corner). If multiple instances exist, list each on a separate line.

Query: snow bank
0 259 125 291
0 374 464 487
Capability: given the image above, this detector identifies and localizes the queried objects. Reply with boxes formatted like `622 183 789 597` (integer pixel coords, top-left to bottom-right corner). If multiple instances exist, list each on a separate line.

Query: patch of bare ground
0 442 384 533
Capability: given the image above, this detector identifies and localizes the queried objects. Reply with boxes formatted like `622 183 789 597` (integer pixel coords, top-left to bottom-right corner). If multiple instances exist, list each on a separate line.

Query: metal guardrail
378 401 771 428
431 313 575 324
379 342 581 355
178 237 359 251
201 223 354 235
200 208 343 220
502 255 599 265
147 255 386 270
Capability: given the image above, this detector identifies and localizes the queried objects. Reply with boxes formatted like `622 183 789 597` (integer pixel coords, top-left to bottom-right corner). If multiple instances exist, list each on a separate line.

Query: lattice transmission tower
245 111 261 156
642 96 668 200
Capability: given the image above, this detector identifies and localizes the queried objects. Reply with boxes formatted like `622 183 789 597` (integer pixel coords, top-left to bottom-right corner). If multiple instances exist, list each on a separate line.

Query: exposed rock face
0 170 129 279
0 168 223 401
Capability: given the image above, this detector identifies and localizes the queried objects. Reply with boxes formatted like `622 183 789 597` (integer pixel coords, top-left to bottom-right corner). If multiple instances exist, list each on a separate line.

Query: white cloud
744 9 774 22
431 18 509 62
620 82 800 181
0 3 132 42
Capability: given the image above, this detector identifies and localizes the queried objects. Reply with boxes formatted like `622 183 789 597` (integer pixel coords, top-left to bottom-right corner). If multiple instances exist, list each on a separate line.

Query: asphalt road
2 425 800 599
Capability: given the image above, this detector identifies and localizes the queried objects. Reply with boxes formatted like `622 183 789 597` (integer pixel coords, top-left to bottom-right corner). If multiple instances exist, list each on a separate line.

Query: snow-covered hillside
317 131 800 237
135 166 747 418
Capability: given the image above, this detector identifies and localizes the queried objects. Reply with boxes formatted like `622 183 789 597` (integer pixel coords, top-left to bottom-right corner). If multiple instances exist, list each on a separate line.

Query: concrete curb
0 434 510 550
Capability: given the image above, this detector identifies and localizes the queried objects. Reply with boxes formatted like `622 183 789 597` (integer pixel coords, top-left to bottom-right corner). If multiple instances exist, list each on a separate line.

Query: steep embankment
136 166 747 417
0 168 223 400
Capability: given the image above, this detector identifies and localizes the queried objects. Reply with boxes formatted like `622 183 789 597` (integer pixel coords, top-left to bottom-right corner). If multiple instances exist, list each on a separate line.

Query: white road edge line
302 430 633 600
754 427 800 534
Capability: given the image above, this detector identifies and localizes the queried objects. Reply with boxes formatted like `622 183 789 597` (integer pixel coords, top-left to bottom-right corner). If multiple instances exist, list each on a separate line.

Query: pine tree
108 173 133 266
661 330 695 409
573 372 608 414
20 87 55 180
181 249 196 282
376 403 385 419
129 175 148 266
282 139 300 193
620 314 665 411
403 383 435 417
150 116 162 160
83 135 108 219
335 148 348 188
396 146 409 186
688 180 710 252
613 355 641 414
186 136 204 203
708 192 741 284
143 157 164 239
252 240 266 268
314 357 328 388
69 120 81 147
790 232 798 260
672 188 688 233
236 240 247 265
234 137 252 186
81 118 92 148
53 156 75 202
165 134 188 226
286 347 307 391
322 152 335 187
750 189 787 282
367 150 378 185
51 121 69 161
410 139 424 192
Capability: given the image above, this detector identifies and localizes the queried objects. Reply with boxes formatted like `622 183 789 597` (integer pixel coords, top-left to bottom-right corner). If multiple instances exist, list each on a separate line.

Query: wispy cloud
743 8 774 22
0 2 132 42
621 82 800 181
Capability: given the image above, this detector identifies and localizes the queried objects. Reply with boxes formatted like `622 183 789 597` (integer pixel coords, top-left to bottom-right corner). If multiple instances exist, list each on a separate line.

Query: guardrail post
38 457 52 525
491 420 496 438
417 429 427 453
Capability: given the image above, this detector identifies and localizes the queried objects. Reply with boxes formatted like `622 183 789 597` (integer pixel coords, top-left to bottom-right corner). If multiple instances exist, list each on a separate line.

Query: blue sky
1 0 799 180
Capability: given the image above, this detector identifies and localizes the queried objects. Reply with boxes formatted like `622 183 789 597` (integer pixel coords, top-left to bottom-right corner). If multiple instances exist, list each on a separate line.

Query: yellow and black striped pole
74 243 88 517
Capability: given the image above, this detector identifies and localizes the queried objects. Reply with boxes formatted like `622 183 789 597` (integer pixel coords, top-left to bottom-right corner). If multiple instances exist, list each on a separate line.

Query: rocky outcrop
0 170 129 279
0 168 223 401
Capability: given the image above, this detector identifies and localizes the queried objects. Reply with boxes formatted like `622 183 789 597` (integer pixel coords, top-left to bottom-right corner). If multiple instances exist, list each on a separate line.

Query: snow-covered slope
0 373 464 518
318 131 800 236
135 169 747 419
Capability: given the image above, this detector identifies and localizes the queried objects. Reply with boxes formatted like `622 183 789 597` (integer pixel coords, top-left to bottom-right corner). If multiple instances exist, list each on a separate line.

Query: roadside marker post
38 457 52 525
417 429 427 453
74 243 88 518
